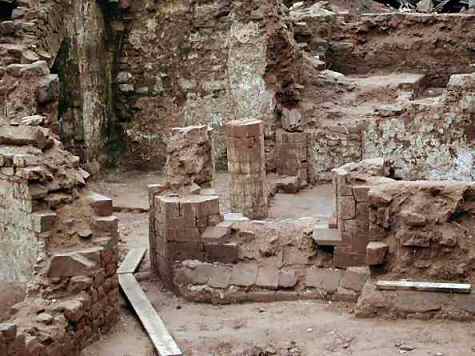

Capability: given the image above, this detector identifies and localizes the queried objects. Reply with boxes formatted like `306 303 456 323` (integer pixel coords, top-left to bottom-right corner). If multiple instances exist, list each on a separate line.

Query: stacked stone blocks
149 192 237 287
226 119 268 219
275 129 310 189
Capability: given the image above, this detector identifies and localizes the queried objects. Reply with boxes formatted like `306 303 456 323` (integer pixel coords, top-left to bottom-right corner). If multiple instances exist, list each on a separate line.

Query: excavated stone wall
116 0 304 170
0 124 120 352
326 13 475 86
364 72 475 181
367 181 475 282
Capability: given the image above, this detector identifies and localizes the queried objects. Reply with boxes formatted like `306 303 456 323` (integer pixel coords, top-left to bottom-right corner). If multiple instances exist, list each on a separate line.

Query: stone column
166 125 215 189
226 119 268 219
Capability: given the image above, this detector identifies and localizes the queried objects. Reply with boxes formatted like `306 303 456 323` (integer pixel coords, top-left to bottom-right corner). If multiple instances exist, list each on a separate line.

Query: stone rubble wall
364 73 475 181
0 123 120 354
115 0 304 171
367 180 475 282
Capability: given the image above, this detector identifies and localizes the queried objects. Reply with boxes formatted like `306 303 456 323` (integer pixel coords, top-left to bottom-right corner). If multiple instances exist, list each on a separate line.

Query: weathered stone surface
278 270 298 289
166 125 215 189
0 126 50 149
87 192 113 216
305 268 342 293
208 265 231 289
47 253 97 278
256 266 279 290
230 264 258 287
366 241 388 265
340 267 369 292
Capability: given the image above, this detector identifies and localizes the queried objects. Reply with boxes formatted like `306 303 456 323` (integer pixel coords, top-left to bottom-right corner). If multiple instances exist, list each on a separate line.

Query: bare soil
82 172 475 356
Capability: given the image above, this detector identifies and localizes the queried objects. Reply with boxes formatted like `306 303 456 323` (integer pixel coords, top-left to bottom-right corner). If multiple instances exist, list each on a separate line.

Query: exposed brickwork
0 124 120 354
149 192 224 287
275 129 311 189
226 119 268 219
332 158 393 267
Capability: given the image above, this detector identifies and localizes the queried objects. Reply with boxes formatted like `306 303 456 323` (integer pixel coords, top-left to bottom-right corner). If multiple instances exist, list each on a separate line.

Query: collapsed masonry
0 128 120 353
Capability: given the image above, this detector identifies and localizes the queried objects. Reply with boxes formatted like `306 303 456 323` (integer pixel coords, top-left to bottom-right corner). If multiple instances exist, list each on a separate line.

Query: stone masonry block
340 267 369 292
32 211 56 233
339 196 356 220
366 241 389 265
0 323 17 341
86 192 113 216
353 185 370 202
205 242 239 264
278 270 298 288
47 253 98 278
208 265 231 289
256 266 279 290
230 264 258 287
0 126 50 150
93 216 119 236
305 268 342 293
201 225 231 243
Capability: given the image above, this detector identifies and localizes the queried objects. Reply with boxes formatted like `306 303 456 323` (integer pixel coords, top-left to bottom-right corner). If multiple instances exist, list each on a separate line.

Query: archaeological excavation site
1 0 475 355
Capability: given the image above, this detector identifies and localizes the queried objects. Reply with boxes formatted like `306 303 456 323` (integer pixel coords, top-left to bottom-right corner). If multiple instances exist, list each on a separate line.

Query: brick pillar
166 125 215 189
150 193 221 287
275 129 310 188
225 119 268 219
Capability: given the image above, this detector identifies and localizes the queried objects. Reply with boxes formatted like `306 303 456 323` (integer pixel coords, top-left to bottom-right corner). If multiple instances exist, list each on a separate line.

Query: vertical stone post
226 119 268 219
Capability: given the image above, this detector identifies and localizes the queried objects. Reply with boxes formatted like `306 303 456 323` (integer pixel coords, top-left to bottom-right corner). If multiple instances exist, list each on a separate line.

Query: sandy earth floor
81 172 475 356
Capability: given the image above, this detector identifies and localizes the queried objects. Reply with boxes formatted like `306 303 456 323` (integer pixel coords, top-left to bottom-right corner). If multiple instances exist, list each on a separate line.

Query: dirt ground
81 172 475 356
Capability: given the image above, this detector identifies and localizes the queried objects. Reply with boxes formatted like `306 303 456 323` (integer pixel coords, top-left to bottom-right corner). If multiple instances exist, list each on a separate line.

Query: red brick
87 192 113 217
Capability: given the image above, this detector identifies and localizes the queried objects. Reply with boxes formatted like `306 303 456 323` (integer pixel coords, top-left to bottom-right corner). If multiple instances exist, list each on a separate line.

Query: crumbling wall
364 72 475 180
115 0 306 170
0 123 120 354
367 181 475 281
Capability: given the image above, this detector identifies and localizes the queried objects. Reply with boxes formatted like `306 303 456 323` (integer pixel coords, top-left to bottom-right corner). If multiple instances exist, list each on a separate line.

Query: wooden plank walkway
118 249 183 356
376 280 471 294
117 247 146 274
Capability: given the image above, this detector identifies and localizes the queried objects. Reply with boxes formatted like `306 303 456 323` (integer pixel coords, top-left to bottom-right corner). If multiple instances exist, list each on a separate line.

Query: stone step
312 224 341 246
